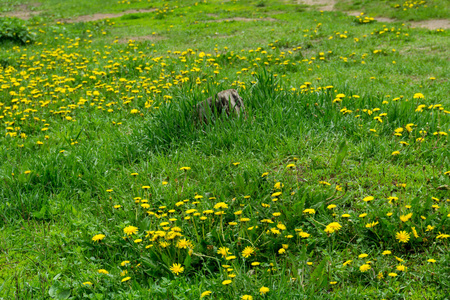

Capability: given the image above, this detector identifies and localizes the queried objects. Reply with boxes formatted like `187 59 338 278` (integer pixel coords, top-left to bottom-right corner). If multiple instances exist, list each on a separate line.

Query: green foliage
0 0 449 299
0 17 36 44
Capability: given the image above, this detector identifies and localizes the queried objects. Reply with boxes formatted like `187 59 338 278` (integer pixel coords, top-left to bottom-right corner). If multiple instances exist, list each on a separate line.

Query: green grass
0 0 449 299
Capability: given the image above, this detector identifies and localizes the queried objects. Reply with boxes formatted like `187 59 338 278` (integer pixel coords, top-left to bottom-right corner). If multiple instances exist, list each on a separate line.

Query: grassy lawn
0 0 449 299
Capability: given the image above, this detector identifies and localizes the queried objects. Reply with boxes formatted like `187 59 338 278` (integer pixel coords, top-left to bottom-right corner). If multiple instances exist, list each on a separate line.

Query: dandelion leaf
334 140 348 170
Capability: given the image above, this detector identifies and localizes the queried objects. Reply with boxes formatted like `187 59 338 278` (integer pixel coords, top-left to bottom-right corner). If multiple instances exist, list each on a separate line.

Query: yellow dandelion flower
303 208 316 214
217 247 231 257
242 246 255 258
411 227 419 238
363 196 374 202
120 261 130 266
271 191 282 197
201 291 212 298
396 231 410 243
436 232 450 239
123 226 138 236
400 213 412 222
426 225 435 232
274 182 284 189
214 202 228 209
365 221 379 228
259 286 270 295
396 264 407 272
359 264 371 272
92 234 106 242
170 263 184 275
299 232 310 238
324 222 342 233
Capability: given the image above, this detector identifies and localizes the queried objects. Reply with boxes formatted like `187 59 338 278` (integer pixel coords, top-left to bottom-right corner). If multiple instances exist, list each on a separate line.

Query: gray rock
195 89 245 123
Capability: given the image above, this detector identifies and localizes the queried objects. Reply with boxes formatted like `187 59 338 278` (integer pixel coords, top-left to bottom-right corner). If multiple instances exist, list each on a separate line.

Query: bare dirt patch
374 17 396 23
118 35 166 44
2 5 157 22
60 9 157 23
298 0 449 29
409 19 450 30
203 17 278 23
2 3 42 20
297 0 336 11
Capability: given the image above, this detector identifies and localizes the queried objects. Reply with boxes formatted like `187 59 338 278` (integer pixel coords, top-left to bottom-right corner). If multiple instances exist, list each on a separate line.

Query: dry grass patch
1 3 42 20
58 9 156 23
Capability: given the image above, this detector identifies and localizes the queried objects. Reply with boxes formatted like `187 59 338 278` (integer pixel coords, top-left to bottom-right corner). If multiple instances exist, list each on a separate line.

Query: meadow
0 0 449 299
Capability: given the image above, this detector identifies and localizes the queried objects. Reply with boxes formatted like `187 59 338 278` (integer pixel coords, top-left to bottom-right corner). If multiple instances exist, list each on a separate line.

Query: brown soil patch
2 3 42 20
374 17 396 23
118 35 166 43
298 0 448 30
409 19 450 30
203 17 278 23
297 0 336 11
59 9 157 23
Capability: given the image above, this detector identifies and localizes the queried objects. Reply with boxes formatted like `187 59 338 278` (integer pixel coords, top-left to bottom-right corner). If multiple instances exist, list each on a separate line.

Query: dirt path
203 17 278 23
297 0 449 29
1 6 156 22
411 19 450 30
1 3 42 20
297 0 336 11
59 9 156 23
